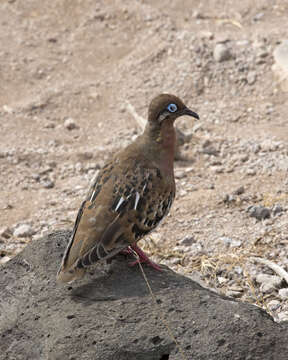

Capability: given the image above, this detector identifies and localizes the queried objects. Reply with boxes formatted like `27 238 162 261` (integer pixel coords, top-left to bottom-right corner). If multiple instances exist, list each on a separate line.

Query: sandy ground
0 0 287 320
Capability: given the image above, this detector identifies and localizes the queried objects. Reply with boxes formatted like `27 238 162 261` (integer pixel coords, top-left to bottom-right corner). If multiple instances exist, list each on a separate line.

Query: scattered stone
211 166 224 174
234 266 243 275
13 224 35 238
41 178 55 189
0 255 11 264
64 118 78 130
175 170 186 179
278 288 288 299
226 287 243 298
200 31 214 40
253 12 264 22
256 274 282 293
223 194 236 204
228 285 244 292
272 204 284 216
202 145 219 156
44 122 56 129
246 168 256 176
233 186 245 195
2 105 14 114
218 276 228 284
179 235 196 246
239 154 249 163
247 71 257 85
267 300 281 311
220 237 242 248
0 226 12 239
77 151 94 160
213 43 231 62
247 205 271 220
187 243 203 256
277 312 288 323
31 173 41 182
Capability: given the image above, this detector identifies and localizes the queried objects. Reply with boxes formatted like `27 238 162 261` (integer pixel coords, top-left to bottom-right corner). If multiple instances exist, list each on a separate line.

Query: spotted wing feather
57 160 174 283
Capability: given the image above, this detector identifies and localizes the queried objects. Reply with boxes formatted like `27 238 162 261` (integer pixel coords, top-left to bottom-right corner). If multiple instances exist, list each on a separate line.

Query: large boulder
0 231 287 360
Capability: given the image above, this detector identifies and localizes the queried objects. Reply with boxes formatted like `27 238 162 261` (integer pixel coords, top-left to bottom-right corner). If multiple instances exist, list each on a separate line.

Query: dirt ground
0 0 287 320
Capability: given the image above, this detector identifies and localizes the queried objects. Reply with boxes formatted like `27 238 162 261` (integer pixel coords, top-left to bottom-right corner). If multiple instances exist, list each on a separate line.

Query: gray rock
179 235 195 246
1 231 288 360
223 194 237 204
0 255 11 264
256 274 282 285
0 226 12 239
247 71 257 85
41 178 55 189
273 204 284 216
278 312 288 323
253 12 264 21
213 43 231 62
267 299 281 311
233 186 245 195
256 274 282 293
221 236 242 248
13 224 35 238
279 288 288 299
247 205 271 220
64 117 78 130
226 290 242 298
246 168 256 176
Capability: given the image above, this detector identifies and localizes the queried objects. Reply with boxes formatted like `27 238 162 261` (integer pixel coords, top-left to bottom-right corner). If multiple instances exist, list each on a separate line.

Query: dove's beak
182 107 199 120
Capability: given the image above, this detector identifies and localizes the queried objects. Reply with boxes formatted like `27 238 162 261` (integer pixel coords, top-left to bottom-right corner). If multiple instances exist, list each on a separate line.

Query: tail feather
56 265 86 284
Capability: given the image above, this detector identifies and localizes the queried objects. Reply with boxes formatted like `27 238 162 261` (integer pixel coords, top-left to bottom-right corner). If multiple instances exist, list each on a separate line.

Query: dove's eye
167 103 177 113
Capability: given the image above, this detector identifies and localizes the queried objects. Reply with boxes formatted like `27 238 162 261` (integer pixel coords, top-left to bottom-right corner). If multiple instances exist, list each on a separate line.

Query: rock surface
0 231 288 360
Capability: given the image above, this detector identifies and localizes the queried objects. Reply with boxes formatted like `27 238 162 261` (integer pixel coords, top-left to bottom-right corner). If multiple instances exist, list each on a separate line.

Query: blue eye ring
167 103 178 113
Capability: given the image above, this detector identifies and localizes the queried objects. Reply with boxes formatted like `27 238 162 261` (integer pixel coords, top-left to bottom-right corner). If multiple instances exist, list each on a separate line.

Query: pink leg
120 248 134 256
128 244 162 271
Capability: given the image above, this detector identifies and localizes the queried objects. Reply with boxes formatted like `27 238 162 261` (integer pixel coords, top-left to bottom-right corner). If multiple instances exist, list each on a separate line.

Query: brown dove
56 94 199 283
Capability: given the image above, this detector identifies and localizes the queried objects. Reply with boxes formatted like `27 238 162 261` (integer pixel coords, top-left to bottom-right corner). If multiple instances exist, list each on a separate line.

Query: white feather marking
134 192 140 210
115 196 125 212
167 199 172 211
90 189 96 201
142 183 147 192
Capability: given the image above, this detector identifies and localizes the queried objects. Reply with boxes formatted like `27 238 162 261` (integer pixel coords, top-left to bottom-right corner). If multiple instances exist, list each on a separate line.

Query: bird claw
128 258 163 271
120 244 162 271
128 244 162 271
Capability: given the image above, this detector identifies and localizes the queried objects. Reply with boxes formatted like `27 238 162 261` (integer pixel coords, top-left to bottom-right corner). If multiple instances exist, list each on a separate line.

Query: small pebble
246 168 256 176
221 237 242 248
0 226 12 239
226 290 242 298
247 205 271 220
277 312 288 323
278 288 288 299
64 118 78 130
41 178 55 189
267 299 280 311
247 71 257 85
233 186 245 195
213 43 231 62
179 235 195 246
13 224 35 238
272 204 283 216
256 274 282 286
0 255 11 264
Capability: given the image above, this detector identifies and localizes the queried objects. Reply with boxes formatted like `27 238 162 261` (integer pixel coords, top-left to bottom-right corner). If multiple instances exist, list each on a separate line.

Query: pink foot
128 244 162 271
